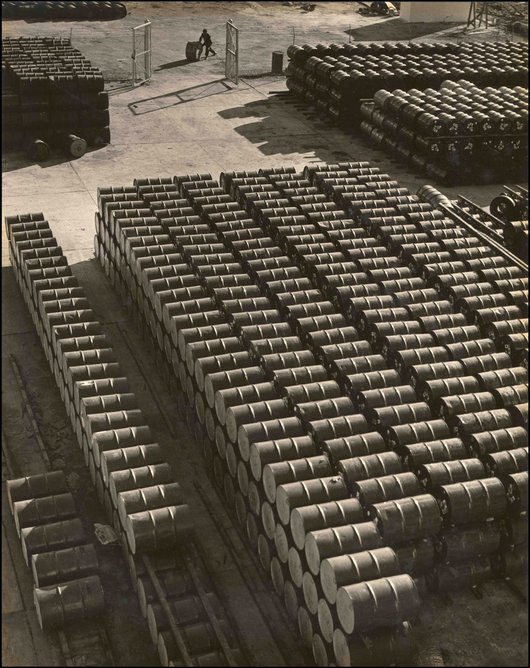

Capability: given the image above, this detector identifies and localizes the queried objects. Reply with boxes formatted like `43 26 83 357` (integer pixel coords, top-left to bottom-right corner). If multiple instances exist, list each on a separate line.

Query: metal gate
225 20 239 85
132 19 152 85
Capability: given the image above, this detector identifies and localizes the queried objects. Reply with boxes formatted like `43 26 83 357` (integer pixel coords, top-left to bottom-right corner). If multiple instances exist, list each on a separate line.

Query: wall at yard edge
399 2 471 23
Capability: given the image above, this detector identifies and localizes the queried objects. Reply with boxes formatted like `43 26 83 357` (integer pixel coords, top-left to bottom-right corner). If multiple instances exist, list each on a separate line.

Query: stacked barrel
5 212 247 667
95 161 527 666
2 1 127 21
286 41 528 129
6 471 104 631
360 81 528 185
2 36 109 159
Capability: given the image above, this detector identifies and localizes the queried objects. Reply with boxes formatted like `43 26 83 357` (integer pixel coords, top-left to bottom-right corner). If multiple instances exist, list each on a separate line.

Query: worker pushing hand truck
198 29 216 58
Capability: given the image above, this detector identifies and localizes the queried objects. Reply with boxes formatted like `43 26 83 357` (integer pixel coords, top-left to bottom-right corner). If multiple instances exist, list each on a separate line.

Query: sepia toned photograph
2 1 528 666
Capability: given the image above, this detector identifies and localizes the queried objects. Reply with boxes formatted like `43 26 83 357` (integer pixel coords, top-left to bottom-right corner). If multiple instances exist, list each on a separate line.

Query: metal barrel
333 622 414 667
317 597 340 644
108 463 173 505
73 377 130 407
339 452 404 490
215 382 278 426
13 492 77 537
290 499 364 551
371 494 442 544
249 436 317 482
297 605 317 649
336 574 420 634
33 574 105 630
91 425 153 466
21 518 86 566
320 547 400 605
80 393 138 424
126 504 193 554
238 417 306 462
436 524 501 564
31 544 99 588
270 555 288 596
429 557 493 593
263 456 333 503
85 409 146 442
204 366 265 409
6 470 67 512
100 443 164 484
276 476 349 526
312 632 332 666
117 482 185 527
418 459 487 491
353 472 422 509
257 533 273 572
302 570 325 614
304 521 383 576
436 478 508 526
284 580 304 621
322 432 386 466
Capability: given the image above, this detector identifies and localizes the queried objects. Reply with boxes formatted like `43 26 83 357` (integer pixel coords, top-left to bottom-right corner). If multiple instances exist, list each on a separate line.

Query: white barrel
276 477 348 526
320 547 400 604
290 498 364 550
305 521 383 576
336 574 420 634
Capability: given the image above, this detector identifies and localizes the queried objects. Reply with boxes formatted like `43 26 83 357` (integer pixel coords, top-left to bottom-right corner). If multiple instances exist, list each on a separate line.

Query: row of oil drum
246 164 527 589
2 1 127 21
95 163 527 666
359 80 528 185
2 36 109 156
95 171 424 665
285 41 528 129
303 161 528 589
6 470 104 630
5 212 245 667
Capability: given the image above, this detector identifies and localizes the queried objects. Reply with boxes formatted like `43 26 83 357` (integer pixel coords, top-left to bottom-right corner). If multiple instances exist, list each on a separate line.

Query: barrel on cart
186 41 202 62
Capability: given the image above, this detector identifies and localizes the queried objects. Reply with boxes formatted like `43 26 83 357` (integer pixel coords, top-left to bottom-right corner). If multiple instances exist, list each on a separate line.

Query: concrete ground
2 2 528 666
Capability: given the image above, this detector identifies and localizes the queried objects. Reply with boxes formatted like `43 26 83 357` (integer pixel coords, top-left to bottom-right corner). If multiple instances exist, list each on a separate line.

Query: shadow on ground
346 19 464 41
128 78 237 114
155 58 191 71
2 145 105 174
219 95 359 162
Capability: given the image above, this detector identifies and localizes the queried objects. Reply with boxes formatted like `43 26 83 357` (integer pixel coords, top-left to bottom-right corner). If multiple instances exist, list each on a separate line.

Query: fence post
349 24 351 43
292 27 295 45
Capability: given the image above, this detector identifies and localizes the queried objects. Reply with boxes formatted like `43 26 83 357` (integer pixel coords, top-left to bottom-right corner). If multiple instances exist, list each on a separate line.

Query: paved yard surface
2 2 528 666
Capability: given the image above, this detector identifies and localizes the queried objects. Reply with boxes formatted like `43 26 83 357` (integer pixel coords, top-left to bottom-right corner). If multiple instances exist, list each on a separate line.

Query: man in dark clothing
199 29 216 58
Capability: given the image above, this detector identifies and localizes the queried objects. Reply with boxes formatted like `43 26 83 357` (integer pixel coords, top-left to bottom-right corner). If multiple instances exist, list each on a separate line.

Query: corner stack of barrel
2 36 109 160
93 160 528 666
6 471 103 631
360 81 528 185
285 41 527 131
4 213 250 666
2 1 127 21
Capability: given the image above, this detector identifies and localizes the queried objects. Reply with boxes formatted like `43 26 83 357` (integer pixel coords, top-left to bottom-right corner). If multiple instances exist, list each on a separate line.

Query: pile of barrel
359 81 528 185
94 161 527 666
6 470 104 631
5 212 249 666
2 36 109 160
285 41 528 129
2 1 127 21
